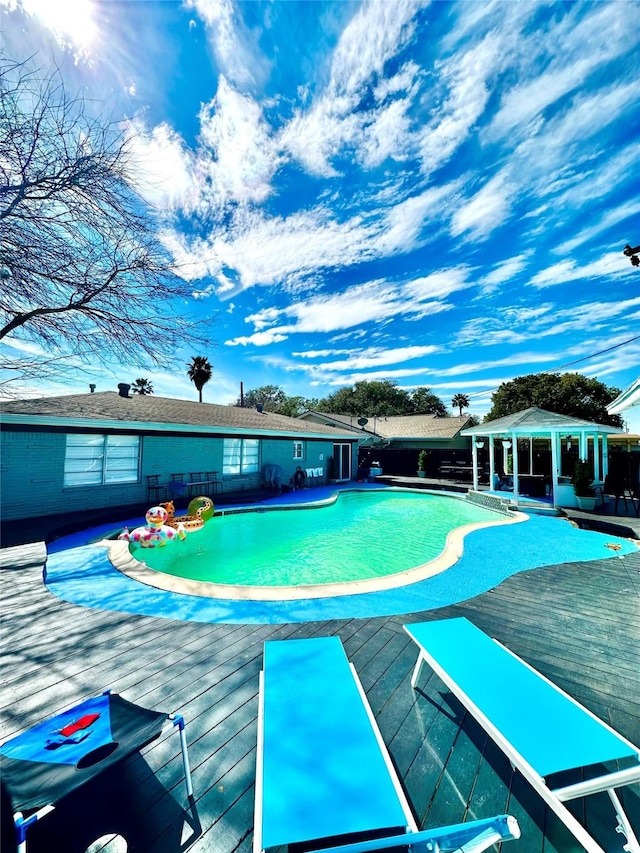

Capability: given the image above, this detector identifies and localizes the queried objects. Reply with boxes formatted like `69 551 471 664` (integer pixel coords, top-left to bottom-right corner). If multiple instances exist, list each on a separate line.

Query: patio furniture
205 471 221 495
169 472 188 498
253 635 521 853
439 464 473 482
261 464 283 492
404 617 640 853
0 690 192 853
146 473 168 503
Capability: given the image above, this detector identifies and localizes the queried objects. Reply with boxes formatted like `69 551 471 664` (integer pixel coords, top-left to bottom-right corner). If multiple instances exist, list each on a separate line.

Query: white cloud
555 198 640 256
309 345 440 372
488 2 638 142
451 171 514 241
529 251 635 288
197 77 280 208
307 366 432 387
125 121 200 214
378 181 460 255
226 331 288 347
279 0 424 175
477 253 532 293
184 0 270 90
225 267 471 346
359 97 414 169
418 35 500 177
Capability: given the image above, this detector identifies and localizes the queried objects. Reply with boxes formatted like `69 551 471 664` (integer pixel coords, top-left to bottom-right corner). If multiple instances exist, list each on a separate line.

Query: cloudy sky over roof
2 0 639 427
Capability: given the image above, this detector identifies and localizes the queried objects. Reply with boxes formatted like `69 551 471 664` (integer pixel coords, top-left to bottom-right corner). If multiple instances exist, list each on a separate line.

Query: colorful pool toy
160 497 213 532
118 505 185 548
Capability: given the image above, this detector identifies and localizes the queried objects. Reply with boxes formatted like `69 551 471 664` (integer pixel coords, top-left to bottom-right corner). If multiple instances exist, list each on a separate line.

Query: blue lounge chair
0 690 193 852
253 635 521 853
404 618 640 853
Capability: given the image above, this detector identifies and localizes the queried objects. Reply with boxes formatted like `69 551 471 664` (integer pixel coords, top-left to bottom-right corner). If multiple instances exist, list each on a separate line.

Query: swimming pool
45 484 639 624
108 490 520 600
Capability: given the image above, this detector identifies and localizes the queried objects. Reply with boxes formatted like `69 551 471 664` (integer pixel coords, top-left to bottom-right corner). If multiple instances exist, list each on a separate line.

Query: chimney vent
117 383 131 398
89 384 96 393
256 403 264 413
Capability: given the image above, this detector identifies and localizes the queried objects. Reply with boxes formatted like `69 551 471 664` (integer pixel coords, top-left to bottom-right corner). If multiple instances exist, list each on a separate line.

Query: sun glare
21 0 97 55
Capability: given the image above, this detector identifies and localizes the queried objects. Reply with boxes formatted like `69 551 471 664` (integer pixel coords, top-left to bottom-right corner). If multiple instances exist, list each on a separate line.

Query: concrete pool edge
102 505 529 602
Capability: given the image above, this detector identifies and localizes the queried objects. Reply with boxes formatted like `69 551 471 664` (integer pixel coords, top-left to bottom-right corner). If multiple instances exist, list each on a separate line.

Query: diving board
404 617 640 853
253 635 521 853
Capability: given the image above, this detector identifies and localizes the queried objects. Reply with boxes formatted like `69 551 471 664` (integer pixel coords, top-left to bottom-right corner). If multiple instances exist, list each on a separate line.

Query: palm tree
131 377 154 395
451 393 470 416
187 356 213 402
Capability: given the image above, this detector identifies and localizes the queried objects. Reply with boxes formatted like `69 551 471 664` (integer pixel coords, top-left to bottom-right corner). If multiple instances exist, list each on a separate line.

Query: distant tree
0 58 212 389
276 395 319 418
410 387 448 417
484 372 623 427
131 377 154 395
236 385 318 417
317 380 413 416
451 393 470 416
187 356 213 402
238 384 286 411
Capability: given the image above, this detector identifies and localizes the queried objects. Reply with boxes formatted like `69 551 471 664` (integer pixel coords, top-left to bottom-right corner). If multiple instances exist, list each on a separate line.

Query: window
293 441 304 460
64 434 140 487
223 438 260 475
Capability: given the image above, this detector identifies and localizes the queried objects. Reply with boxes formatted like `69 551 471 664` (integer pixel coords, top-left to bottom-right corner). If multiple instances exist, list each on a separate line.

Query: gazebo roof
461 407 623 437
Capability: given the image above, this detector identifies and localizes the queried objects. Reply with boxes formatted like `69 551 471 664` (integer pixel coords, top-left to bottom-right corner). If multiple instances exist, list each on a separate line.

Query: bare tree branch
0 57 214 377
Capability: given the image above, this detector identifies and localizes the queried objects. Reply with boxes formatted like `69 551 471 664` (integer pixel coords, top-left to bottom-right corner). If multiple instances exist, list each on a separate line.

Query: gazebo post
551 431 559 505
579 430 587 461
511 432 519 501
472 439 479 491
593 433 601 482
489 437 496 491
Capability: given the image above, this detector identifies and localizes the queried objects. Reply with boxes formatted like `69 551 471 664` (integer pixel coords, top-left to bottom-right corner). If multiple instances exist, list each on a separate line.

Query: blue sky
2 0 640 429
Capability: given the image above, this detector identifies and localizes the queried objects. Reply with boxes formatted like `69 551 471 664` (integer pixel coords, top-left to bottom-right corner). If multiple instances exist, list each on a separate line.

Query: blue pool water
138 490 501 585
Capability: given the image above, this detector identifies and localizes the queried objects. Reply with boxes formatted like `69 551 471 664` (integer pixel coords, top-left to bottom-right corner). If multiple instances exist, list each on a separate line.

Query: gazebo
460 407 624 509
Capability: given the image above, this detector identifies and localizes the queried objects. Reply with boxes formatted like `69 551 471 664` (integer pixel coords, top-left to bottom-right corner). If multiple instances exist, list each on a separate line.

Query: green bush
418 450 428 472
571 459 594 497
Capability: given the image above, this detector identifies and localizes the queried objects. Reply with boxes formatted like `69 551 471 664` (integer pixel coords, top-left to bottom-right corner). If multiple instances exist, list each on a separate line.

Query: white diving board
253 634 521 853
404 617 640 853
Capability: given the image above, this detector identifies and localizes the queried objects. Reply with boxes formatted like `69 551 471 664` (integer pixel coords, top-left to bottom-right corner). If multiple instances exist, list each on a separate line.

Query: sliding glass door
333 443 352 481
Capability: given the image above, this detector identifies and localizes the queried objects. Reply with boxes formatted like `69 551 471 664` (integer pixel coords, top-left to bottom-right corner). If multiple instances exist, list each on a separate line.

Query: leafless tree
0 58 212 387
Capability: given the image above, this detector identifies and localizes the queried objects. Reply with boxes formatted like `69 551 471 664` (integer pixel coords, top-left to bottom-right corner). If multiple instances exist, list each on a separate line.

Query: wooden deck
1 546 639 852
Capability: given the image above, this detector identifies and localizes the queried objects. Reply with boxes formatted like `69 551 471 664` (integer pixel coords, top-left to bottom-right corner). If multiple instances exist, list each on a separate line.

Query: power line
465 333 640 401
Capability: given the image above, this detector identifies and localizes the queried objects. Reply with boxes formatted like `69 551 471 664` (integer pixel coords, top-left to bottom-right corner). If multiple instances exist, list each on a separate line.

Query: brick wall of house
0 430 348 522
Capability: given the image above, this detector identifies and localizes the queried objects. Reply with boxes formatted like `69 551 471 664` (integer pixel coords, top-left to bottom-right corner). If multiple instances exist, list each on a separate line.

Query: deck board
1 549 639 853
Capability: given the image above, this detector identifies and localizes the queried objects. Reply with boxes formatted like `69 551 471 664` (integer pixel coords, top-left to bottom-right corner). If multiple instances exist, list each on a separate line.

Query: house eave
0 413 358 440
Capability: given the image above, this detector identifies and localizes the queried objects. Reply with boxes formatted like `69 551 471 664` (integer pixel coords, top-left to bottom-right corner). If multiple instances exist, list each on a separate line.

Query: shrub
571 459 594 497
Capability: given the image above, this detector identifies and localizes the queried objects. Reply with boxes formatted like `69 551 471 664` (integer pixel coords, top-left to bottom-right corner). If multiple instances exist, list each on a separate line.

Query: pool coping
102 492 528 601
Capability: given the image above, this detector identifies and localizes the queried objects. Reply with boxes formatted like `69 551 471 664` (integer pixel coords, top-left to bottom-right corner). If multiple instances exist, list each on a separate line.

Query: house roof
0 392 358 440
461 407 623 437
299 411 377 434
368 414 472 439
299 410 472 440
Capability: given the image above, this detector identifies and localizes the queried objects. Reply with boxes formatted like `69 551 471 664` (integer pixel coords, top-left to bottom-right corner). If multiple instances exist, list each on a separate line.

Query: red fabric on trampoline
0 693 167 812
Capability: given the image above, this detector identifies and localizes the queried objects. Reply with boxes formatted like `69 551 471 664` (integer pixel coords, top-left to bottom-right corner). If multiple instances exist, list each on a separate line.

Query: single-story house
298 411 474 476
0 388 360 541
